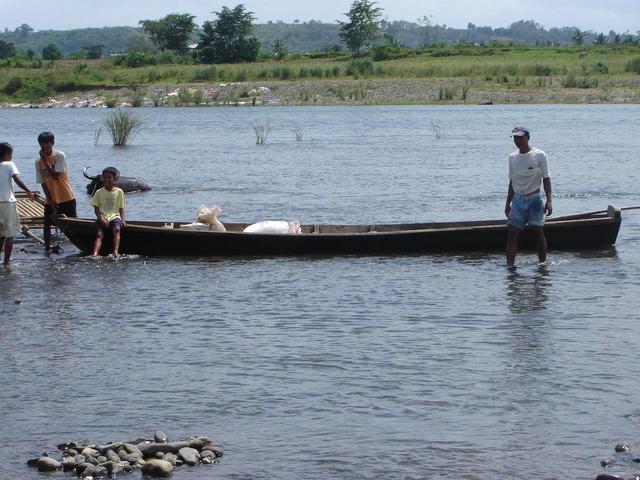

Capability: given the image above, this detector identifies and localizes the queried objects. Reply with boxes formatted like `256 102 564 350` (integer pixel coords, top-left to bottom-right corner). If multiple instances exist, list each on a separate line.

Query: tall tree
82 45 104 59
339 0 383 56
571 28 585 46
139 13 196 52
42 43 62 60
0 40 16 59
14 23 33 40
594 33 607 45
417 15 433 46
197 5 260 63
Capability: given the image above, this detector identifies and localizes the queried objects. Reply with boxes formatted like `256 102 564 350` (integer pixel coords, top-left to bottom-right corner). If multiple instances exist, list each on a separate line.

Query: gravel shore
3 77 640 108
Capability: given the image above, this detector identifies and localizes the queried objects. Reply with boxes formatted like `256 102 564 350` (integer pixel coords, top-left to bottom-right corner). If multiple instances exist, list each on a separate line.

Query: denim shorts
96 218 122 237
508 192 544 230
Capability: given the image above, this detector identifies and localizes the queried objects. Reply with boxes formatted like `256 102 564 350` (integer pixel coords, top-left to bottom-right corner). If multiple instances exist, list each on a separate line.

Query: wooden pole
21 226 46 246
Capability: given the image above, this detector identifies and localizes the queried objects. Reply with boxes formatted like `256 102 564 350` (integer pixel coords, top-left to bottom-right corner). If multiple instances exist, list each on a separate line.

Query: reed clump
253 123 272 144
103 108 144 146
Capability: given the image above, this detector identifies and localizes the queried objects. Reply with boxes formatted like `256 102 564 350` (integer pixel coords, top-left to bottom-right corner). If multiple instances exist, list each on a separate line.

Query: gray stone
26 458 39 467
63 448 78 457
163 453 177 466
96 442 123 455
74 454 86 465
97 455 107 463
596 474 625 480
138 440 189 457
200 449 216 460
123 452 142 464
36 457 60 472
123 443 143 456
202 457 212 465
93 465 108 478
106 449 120 463
601 459 615 467
81 447 100 458
62 456 77 472
129 437 152 444
141 459 174 477
117 449 128 460
175 458 184 467
189 436 213 450
122 463 133 473
78 463 97 478
57 441 79 451
178 447 201 466
209 446 224 457
154 431 168 443
615 442 631 452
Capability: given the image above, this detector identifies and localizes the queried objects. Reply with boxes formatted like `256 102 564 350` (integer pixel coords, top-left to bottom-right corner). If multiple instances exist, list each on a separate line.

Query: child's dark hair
38 131 55 144
0 142 13 158
102 166 120 179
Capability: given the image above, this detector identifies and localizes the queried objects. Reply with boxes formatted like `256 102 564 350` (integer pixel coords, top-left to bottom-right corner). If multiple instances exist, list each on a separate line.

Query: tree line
1 1 639 62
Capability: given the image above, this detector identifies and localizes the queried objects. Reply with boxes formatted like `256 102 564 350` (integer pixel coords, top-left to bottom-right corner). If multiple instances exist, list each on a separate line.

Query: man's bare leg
506 225 521 267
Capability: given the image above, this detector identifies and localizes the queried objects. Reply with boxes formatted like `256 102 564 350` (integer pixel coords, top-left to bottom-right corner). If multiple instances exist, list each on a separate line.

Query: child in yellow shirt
90 167 126 257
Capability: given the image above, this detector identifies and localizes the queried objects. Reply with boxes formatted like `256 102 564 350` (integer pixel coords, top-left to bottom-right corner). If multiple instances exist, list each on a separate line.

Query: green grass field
1 45 639 104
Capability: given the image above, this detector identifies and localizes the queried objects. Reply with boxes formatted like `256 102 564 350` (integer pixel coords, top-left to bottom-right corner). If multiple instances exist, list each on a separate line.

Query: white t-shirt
508 147 550 195
35 150 67 183
0 161 19 203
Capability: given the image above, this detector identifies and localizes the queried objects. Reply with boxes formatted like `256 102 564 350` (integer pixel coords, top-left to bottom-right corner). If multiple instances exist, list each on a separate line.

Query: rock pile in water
26 432 222 478
595 441 640 480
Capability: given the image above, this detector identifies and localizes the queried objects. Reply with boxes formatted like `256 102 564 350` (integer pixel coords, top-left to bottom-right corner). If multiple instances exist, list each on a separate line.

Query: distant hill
0 26 144 56
1 20 636 57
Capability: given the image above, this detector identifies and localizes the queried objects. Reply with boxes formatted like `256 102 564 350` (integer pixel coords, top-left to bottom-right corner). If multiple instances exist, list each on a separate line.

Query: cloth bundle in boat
243 220 302 234
196 204 226 232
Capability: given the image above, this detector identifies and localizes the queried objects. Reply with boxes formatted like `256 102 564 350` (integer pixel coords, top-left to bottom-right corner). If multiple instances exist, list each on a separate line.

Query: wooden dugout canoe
51 206 622 257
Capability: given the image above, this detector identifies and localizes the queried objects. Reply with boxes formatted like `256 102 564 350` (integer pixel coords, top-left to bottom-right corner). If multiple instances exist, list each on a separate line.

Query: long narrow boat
51 206 622 257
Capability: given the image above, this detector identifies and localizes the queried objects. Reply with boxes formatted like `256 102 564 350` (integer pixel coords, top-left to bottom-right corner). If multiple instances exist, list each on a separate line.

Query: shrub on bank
3 75 22 94
625 57 640 73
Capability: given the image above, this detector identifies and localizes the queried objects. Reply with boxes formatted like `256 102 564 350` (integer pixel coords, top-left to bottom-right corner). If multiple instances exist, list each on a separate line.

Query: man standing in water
504 126 552 267
35 132 77 251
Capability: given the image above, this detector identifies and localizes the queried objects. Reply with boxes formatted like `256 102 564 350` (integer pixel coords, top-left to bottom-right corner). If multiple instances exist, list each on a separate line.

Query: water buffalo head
84 167 152 195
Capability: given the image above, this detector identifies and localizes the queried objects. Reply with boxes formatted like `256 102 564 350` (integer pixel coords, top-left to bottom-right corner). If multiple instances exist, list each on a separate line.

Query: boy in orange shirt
35 131 77 251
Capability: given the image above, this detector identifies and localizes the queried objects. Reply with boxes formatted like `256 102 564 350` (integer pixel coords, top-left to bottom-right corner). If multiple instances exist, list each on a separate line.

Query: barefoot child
90 167 126 257
0 142 34 267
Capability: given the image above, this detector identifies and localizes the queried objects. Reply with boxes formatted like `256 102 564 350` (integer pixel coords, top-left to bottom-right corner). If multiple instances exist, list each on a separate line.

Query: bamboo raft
15 192 47 245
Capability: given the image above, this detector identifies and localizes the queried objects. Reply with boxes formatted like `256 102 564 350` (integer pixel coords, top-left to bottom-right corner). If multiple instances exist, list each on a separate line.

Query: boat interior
58 207 617 235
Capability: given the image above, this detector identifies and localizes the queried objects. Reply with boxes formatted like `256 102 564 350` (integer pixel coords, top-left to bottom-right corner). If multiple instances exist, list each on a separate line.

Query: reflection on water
505 266 552 314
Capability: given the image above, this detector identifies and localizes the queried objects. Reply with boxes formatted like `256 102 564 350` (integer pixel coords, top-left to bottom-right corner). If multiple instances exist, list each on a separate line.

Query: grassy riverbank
1 44 639 106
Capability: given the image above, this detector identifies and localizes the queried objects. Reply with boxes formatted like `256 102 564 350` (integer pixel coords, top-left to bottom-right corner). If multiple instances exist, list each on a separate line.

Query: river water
1 105 639 479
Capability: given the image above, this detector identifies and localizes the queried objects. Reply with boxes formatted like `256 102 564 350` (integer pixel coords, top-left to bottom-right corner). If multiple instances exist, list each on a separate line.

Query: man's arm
12 174 34 201
543 177 552 216
504 181 514 217
40 150 62 179
40 183 57 211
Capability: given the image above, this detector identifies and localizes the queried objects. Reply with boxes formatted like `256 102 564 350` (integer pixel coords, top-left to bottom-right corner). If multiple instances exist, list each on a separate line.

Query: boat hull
52 209 622 257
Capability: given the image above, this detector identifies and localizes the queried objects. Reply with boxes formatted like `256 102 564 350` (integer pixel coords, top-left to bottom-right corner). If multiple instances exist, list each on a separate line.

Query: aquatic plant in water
253 123 272 144
102 109 144 146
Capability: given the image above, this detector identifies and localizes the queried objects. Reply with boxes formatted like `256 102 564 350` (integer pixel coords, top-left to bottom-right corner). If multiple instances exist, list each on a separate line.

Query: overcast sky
1 0 638 33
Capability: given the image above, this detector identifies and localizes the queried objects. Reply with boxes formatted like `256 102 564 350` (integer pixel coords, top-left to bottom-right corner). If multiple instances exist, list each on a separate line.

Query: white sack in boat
243 220 302 234
197 204 226 232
